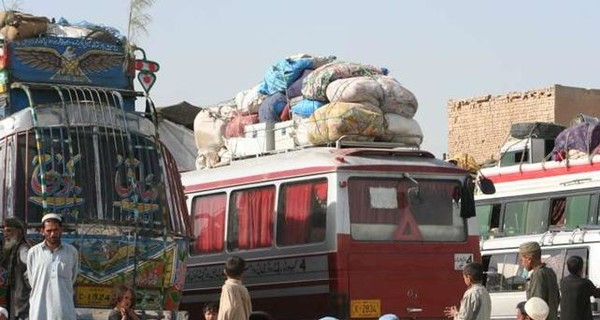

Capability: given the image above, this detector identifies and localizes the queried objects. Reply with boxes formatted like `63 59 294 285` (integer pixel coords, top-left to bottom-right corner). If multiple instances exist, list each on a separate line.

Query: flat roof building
447 85 600 163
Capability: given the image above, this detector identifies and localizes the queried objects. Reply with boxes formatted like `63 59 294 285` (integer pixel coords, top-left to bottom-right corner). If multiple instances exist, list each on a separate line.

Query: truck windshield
12 126 167 227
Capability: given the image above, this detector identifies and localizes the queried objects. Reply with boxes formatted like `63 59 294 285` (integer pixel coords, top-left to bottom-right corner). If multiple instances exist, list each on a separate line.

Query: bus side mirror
478 176 496 195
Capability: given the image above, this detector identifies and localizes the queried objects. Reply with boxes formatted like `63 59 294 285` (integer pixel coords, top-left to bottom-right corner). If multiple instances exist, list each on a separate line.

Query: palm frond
127 0 155 44
2 0 23 12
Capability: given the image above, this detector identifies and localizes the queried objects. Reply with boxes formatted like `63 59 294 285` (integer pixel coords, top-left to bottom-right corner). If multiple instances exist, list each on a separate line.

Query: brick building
447 85 600 163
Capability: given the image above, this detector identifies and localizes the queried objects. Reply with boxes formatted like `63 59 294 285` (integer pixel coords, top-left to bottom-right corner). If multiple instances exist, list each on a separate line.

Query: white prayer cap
0 306 8 318
524 297 549 320
41 213 62 223
379 314 399 320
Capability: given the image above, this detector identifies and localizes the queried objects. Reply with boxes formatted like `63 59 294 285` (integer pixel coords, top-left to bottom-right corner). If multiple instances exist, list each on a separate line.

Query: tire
509 122 566 139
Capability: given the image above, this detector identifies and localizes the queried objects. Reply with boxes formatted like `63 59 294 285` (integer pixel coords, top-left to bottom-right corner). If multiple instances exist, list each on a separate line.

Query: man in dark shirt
560 255 600 320
518 241 560 320
1 217 31 320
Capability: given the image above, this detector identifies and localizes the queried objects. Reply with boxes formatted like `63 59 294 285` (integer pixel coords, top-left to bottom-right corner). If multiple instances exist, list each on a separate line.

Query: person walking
443 262 491 320
26 213 79 320
559 255 600 320
217 256 251 320
518 241 559 320
2 218 31 320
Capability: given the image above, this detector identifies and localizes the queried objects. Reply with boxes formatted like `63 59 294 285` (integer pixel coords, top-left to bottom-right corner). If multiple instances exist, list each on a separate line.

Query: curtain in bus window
233 187 274 249
348 178 465 241
192 193 226 253
541 249 565 279
280 182 312 245
348 179 400 224
278 179 327 246
347 179 403 241
550 198 566 227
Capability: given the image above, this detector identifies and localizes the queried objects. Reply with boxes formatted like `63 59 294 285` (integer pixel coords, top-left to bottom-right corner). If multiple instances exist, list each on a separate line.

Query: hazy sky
24 1 600 158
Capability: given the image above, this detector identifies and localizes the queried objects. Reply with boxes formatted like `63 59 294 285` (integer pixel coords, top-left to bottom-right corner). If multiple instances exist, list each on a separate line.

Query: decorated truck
0 11 190 319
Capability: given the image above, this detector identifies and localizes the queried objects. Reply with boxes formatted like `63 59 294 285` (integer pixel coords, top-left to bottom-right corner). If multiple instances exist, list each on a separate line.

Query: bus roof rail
335 135 421 150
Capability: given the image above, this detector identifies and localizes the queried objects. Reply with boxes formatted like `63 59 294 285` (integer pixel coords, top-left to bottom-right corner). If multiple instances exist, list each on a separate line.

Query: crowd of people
2 214 599 320
442 241 600 320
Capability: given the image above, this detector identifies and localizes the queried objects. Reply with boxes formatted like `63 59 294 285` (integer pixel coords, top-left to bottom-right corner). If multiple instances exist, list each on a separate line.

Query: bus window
551 195 592 229
503 200 546 236
348 177 466 242
476 203 501 238
485 253 526 292
229 185 275 251
276 179 327 246
191 193 226 254
565 195 592 228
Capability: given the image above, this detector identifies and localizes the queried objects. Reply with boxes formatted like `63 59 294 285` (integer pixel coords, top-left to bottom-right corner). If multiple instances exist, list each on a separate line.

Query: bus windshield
348 177 466 241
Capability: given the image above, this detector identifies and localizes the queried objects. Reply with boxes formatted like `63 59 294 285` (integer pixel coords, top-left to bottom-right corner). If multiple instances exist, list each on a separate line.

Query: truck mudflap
76 308 189 320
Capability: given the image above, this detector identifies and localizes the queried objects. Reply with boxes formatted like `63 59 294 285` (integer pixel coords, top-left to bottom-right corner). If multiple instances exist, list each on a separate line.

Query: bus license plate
351 299 381 318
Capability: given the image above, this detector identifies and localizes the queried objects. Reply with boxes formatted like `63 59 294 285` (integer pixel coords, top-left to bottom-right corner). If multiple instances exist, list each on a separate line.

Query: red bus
180 143 481 319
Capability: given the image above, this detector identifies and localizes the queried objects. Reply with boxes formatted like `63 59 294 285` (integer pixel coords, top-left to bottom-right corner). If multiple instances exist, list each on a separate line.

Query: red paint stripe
184 166 335 192
488 163 600 183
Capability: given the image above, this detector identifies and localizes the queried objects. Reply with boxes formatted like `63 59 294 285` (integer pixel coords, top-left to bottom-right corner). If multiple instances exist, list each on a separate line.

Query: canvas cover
301 61 388 101
308 102 384 144
552 122 600 159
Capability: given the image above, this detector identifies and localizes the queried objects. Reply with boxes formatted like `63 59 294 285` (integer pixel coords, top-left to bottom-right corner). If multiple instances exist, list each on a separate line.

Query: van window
485 253 526 292
191 193 226 254
229 185 275 250
277 179 327 246
564 248 589 279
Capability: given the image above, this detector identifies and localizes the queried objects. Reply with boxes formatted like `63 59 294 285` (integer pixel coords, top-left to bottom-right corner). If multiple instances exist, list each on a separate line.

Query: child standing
203 302 219 320
217 256 252 320
444 262 491 320
108 284 140 320
559 255 600 320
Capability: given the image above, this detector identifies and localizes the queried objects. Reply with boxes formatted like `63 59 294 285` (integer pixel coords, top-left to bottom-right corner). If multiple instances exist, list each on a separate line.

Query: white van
481 227 600 319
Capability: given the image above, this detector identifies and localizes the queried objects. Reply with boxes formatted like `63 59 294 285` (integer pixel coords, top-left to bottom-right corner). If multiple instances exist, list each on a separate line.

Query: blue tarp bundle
258 58 313 95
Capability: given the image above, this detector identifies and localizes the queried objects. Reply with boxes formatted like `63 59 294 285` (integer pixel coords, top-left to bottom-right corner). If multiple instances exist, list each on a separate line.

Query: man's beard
3 237 17 251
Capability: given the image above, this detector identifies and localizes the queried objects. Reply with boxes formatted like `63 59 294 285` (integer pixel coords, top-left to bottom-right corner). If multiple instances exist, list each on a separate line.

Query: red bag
225 114 259 138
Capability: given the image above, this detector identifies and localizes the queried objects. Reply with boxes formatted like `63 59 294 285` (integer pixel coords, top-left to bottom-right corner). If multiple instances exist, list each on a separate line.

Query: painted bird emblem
13 45 124 83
